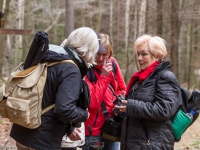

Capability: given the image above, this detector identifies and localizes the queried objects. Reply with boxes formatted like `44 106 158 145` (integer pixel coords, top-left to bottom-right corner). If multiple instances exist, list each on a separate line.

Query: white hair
60 39 67 47
134 34 167 61
62 27 99 64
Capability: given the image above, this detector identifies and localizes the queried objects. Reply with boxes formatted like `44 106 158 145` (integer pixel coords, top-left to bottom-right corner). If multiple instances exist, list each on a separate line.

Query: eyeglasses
96 53 108 58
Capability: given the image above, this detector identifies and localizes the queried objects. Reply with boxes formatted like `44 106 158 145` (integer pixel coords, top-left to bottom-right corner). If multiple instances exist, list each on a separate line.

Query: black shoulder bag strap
101 83 120 118
111 58 117 80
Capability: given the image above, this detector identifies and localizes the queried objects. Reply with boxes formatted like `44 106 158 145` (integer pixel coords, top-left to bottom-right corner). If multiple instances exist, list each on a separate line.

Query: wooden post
0 29 31 35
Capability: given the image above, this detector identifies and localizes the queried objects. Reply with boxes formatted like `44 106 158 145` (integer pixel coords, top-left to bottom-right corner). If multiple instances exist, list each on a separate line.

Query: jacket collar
64 46 88 78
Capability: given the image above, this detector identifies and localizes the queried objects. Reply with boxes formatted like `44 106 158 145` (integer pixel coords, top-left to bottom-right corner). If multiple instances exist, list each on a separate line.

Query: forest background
0 0 200 89
0 0 200 149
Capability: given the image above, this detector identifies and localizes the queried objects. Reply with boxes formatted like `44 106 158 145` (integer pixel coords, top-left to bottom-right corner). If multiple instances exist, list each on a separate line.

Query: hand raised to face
101 59 113 77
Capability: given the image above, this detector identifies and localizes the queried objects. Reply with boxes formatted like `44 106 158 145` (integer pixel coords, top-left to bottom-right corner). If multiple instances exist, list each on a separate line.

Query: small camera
72 123 81 128
106 60 109 64
80 138 104 150
113 94 125 117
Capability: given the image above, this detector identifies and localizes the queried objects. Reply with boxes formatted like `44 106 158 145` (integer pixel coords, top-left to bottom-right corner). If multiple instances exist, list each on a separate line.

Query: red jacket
84 57 126 136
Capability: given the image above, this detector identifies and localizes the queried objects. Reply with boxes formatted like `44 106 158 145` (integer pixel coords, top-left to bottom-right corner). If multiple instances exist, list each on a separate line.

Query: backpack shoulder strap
47 60 79 69
41 60 79 116
41 104 55 115
111 58 117 77
87 67 101 83
101 100 109 118
87 68 95 83
110 58 118 83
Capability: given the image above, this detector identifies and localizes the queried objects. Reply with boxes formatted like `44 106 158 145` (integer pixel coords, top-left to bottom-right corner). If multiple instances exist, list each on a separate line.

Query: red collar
126 61 159 95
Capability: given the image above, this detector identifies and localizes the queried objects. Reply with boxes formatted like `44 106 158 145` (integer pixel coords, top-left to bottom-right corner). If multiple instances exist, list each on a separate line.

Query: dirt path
0 117 200 150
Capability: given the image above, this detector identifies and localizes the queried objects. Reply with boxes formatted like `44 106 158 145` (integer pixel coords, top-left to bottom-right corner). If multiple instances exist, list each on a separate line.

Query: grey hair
64 27 99 64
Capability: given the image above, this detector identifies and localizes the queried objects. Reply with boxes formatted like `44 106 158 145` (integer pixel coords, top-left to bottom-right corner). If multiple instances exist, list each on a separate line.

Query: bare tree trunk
188 21 193 90
179 22 188 85
185 22 190 89
81 0 86 26
156 0 163 36
116 0 120 52
134 1 139 70
0 35 3 82
14 0 24 65
145 0 149 33
138 0 146 36
65 0 74 37
170 0 180 77
124 0 130 83
0 0 3 81
109 0 113 44
96 0 104 32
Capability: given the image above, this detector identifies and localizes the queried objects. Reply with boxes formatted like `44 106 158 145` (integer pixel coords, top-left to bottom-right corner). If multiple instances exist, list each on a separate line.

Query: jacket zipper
134 84 138 89
143 121 151 145
93 109 100 126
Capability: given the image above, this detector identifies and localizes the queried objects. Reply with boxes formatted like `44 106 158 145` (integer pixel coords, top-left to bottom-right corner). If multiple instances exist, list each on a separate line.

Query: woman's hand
68 128 82 141
87 110 90 119
101 59 112 77
114 100 127 113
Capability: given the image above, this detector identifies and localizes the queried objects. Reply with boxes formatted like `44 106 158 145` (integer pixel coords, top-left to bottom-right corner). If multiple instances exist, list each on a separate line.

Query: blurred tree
170 0 180 77
96 0 104 32
156 0 163 36
124 0 130 83
138 0 146 37
65 0 74 37
109 0 113 43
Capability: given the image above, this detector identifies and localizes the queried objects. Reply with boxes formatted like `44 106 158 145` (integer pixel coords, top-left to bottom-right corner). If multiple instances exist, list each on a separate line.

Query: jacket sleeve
111 57 127 96
85 73 111 109
54 64 88 124
126 71 181 121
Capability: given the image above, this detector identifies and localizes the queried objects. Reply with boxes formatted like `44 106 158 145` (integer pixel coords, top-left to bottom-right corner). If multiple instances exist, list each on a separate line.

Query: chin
140 67 146 71
97 63 103 66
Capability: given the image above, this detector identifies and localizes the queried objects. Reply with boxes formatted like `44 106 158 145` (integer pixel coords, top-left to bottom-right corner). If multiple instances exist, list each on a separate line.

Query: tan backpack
0 60 78 129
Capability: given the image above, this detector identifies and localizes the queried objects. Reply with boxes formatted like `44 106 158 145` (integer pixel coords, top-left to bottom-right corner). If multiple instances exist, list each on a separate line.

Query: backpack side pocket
0 84 8 118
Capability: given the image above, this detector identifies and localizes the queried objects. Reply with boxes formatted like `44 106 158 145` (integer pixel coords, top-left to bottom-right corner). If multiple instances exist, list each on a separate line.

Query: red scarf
126 61 159 95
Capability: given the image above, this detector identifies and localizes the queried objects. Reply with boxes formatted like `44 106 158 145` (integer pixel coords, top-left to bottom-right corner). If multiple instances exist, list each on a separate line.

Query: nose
99 55 104 60
138 54 142 60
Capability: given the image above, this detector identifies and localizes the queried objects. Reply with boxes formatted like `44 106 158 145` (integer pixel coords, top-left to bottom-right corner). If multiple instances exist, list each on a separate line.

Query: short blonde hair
134 35 167 61
99 33 113 58
64 27 99 64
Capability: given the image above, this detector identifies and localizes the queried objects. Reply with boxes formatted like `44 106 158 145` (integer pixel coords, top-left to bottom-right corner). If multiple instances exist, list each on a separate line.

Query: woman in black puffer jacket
115 35 182 150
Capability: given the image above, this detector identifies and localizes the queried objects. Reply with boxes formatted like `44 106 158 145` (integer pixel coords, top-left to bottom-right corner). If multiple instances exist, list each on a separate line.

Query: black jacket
10 46 88 150
121 61 182 150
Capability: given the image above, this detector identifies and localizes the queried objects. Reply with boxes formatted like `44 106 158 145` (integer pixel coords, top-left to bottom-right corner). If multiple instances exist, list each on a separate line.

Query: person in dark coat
115 35 182 150
10 27 99 150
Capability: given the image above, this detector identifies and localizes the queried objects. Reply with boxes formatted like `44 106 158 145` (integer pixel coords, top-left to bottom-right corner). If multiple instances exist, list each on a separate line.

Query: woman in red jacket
83 33 126 150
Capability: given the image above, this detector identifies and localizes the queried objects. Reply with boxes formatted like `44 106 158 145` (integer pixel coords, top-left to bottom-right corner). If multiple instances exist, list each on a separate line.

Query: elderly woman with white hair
10 27 99 150
115 35 182 150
